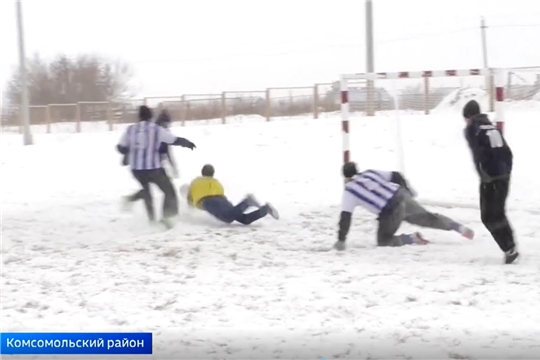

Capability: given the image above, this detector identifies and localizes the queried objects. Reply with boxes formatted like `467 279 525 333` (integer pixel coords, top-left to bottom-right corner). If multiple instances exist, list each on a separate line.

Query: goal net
339 68 511 210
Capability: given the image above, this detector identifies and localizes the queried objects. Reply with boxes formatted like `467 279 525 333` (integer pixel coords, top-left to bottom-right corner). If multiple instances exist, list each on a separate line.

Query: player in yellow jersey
183 164 279 224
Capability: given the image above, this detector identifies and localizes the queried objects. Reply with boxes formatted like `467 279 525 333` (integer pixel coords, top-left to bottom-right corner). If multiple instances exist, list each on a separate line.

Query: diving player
184 164 279 225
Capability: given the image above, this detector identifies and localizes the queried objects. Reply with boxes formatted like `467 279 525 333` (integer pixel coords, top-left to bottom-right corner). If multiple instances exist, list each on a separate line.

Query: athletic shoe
459 225 475 240
411 232 430 245
266 203 280 219
245 193 261 208
121 196 133 212
504 248 519 264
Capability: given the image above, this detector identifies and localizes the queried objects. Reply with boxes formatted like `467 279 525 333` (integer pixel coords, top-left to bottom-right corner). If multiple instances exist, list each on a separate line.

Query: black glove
121 154 129 166
185 141 196 150
173 137 196 150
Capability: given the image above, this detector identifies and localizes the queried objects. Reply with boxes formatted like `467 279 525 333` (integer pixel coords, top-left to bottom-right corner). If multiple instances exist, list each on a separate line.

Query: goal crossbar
339 67 507 211
340 67 506 164
342 68 492 81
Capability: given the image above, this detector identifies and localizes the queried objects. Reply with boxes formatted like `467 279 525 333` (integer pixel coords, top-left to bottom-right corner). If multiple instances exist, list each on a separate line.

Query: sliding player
184 164 279 225
333 162 474 250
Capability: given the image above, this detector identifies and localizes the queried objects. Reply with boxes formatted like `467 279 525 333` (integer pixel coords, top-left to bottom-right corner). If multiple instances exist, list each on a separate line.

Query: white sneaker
121 196 133 212
246 193 261 208
411 232 429 245
459 226 475 240
266 203 280 219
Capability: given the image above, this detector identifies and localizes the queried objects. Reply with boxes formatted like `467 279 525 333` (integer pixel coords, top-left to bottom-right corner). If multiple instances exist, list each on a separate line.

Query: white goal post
339 68 508 211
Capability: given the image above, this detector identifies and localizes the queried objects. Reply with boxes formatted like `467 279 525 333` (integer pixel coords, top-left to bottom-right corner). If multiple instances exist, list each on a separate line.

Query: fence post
186 101 191 125
366 80 375 116
489 74 495 112
76 103 81 133
313 85 319 119
221 92 227 124
423 76 430 115
107 101 113 131
181 95 186 126
265 88 271 122
46 105 51 133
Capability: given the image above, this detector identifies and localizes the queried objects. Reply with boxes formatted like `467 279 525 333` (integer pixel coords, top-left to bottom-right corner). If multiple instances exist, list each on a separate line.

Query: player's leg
131 170 155 221
232 195 279 224
377 195 427 246
201 197 236 223
480 179 518 263
121 189 144 211
149 168 179 219
402 191 473 239
126 190 145 201
229 194 260 212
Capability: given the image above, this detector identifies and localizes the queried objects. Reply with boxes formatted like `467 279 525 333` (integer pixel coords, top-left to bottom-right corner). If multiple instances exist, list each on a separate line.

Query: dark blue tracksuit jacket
464 114 513 183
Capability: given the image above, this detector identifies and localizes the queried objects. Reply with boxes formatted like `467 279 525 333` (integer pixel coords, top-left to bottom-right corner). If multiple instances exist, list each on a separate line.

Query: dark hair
462 100 481 119
201 164 215 177
155 110 172 127
342 162 358 178
138 105 153 121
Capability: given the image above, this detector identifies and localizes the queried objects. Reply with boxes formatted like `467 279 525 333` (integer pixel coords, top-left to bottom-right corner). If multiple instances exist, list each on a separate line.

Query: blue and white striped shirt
341 169 399 215
118 121 177 170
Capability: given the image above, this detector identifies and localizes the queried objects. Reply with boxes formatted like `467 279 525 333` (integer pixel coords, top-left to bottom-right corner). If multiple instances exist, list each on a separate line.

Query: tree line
5 53 134 108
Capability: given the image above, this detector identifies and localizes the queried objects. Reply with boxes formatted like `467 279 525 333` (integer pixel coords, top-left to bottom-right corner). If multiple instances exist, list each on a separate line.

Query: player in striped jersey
121 109 179 212
334 162 474 251
121 109 178 175
117 106 196 228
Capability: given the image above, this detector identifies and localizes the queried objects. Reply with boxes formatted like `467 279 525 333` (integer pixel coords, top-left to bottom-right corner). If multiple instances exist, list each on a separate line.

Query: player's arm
161 144 178 172
389 171 416 197
337 190 356 243
468 125 494 180
157 127 196 149
116 127 130 154
167 148 177 170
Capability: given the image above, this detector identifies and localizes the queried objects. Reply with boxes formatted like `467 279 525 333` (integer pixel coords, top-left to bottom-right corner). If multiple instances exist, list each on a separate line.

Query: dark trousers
480 178 515 252
131 168 178 221
202 196 268 225
377 188 458 246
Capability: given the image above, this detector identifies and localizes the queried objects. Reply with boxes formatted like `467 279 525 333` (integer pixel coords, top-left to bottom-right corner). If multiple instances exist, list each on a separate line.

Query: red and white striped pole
494 68 505 133
340 75 350 164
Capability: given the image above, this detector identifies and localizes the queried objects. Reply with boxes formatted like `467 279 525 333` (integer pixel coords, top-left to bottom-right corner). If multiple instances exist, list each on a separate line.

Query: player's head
138 105 153 122
201 164 215 177
342 161 358 179
462 100 481 122
156 109 172 128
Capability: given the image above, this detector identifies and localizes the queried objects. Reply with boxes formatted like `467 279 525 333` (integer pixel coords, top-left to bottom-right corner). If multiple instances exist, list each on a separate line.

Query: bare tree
5 53 134 107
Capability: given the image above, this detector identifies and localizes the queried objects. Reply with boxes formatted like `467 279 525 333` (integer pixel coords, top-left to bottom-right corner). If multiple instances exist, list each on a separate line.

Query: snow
2 107 540 359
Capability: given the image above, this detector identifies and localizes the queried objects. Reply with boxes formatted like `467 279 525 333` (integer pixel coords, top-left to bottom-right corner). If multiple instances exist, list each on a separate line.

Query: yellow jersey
187 176 225 209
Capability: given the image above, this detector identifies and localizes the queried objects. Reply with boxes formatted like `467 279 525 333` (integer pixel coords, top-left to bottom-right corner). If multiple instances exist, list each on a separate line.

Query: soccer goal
339 68 506 210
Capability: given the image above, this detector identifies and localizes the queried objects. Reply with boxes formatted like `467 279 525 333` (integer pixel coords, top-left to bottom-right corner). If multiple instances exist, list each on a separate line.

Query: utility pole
480 17 494 111
16 0 33 145
365 0 375 116
480 17 489 69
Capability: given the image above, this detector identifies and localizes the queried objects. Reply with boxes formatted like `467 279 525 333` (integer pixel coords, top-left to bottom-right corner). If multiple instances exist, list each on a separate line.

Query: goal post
339 68 507 210
340 68 506 164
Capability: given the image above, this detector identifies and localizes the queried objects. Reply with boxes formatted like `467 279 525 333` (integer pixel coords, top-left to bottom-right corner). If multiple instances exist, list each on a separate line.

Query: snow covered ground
2 106 540 359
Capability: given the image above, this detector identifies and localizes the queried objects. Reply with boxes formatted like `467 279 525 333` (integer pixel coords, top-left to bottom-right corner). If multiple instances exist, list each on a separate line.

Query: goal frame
339 68 506 164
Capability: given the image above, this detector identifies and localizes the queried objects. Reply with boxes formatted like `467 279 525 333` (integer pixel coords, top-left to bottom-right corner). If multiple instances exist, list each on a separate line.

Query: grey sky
1 0 539 98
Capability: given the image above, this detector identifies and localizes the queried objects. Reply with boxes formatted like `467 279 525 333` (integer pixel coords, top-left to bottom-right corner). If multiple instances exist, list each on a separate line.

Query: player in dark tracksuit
462 100 518 264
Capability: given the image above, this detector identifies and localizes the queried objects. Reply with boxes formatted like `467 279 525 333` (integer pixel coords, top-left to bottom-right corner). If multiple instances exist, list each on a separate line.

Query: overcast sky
1 0 539 98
